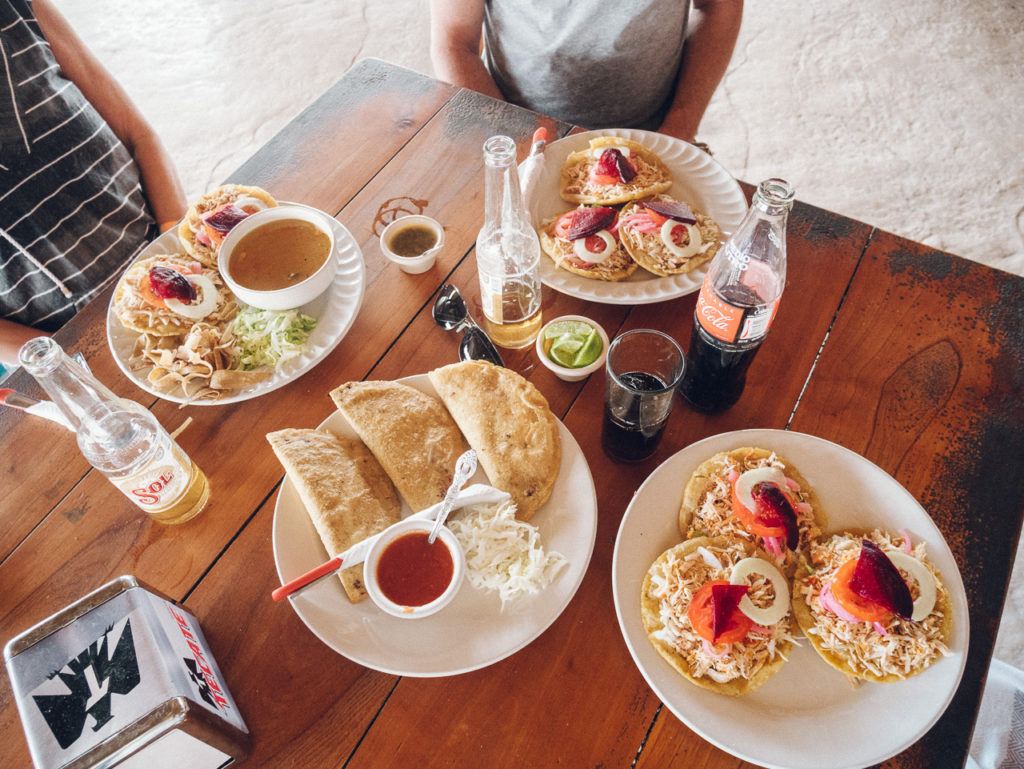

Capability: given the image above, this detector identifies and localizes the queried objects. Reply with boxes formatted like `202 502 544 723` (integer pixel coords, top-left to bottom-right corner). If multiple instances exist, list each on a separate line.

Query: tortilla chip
267 428 401 602
330 380 467 512
678 447 826 574
210 368 273 390
538 211 638 282
560 137 672 206
641 536 793 696
791 528 954 684
428 361 560 520
619 195 721 276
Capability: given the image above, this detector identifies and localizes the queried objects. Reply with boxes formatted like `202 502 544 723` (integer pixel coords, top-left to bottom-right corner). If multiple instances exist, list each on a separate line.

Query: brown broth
387 224 438 257
230 219 330 291
376 531 453 606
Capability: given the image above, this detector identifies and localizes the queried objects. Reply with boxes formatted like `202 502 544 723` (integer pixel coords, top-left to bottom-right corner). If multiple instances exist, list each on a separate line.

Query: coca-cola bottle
680 178 794 412
18 337 210 524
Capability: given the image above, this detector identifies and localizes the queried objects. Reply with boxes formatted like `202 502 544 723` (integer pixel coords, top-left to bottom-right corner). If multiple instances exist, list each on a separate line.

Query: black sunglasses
432 284 505 367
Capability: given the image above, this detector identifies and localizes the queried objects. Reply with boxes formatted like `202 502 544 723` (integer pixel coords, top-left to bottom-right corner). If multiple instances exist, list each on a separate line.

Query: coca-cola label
695 279 744 343
695 279 780 344
113 443 190 513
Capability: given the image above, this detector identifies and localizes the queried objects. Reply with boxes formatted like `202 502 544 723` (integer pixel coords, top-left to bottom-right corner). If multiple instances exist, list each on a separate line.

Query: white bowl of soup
219 206 335 310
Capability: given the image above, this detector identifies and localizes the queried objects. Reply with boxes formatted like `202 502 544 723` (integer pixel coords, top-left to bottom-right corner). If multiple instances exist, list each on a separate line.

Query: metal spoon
428 450 478 544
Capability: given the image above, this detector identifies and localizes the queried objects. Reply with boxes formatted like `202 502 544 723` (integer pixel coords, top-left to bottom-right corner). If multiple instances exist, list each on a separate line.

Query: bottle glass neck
19 337 121 433
482 136 525 230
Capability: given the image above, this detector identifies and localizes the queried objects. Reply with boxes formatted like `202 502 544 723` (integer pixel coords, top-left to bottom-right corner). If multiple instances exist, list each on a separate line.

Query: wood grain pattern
0 59 454 564
787 230 1024 768
345 202 869 768
0 83 568 766
2 61 1020 769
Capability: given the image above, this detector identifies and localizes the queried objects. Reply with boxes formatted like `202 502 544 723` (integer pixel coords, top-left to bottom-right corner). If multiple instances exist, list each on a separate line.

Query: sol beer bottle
680 178 794 412
19 338 210 524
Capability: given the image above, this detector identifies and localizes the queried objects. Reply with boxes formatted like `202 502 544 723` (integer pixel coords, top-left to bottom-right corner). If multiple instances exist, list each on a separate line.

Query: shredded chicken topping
687 451 821 570
799 530 951 679
563 152 668 199
646 540 797 683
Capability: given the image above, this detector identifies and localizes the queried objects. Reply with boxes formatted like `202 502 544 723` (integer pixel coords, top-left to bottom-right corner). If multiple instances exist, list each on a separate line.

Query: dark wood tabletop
1 59 1022 769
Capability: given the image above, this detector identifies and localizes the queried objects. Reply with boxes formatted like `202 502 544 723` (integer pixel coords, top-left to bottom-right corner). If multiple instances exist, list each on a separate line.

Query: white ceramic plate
272 374 598 677
106 202 365 405
528 128 747 305
612 429 969 769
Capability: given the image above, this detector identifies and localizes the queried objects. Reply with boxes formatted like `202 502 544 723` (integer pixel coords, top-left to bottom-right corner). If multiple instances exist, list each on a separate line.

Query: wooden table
2 59 1022 769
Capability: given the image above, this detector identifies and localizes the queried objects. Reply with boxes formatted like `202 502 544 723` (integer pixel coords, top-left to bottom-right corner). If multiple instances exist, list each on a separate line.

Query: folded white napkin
968 657 1024 768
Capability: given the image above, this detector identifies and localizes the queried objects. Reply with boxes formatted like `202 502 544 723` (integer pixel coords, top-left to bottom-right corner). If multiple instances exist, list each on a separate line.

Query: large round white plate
106 202 365 405
529 128 747 305
612 429 969 769
272 374 598 677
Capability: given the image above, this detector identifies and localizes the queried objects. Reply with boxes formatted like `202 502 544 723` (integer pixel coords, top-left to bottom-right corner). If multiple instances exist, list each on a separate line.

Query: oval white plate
612 429 969 769
272 374 598 677
106 202 365 405
528 129 747 305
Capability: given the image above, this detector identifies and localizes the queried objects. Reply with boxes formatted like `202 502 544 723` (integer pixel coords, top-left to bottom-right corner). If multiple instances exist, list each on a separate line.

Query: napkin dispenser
4 576 249 769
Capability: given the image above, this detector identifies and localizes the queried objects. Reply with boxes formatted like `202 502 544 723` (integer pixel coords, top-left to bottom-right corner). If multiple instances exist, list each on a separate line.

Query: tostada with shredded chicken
178 184 278 266
679 448 826 574
560 137 671 206
792 529 952 683
618 194 721 276
538 205 638 281
642 536 797 695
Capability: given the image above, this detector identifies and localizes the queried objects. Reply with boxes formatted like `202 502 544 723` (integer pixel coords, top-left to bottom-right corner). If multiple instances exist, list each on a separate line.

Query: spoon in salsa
428 450 478 545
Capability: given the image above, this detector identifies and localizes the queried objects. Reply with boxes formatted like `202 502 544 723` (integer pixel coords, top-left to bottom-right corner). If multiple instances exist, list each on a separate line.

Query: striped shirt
0 0 155 331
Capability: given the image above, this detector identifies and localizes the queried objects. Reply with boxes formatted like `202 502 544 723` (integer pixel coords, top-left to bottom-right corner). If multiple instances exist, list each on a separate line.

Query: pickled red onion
702 639 729 658
820 582 861 623
785 477 801 492
763 536 783 557
795 501 813 514
872 621 889 636
899 529 913 554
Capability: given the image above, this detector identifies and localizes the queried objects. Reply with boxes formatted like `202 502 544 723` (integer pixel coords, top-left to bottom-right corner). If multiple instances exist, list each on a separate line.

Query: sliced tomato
645 208 669 227
591 171 620 185
582 234 606 254
831 558 894 623
667 222 690 246
553 212 577 239
688 580 753 645
138 276 166 309
731 483 787 539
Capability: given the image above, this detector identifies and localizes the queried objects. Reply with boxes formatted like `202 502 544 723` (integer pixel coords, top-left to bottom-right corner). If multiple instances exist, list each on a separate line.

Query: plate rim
272 372 599 677
105 202 366 406
611 427 970 769
531 127 747 305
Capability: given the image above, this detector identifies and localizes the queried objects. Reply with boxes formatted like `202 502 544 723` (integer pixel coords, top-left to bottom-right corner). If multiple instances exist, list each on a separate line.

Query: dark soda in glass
601 371 669 462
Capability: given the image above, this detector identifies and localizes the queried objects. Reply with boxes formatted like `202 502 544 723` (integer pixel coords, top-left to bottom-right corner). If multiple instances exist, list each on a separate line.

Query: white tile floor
56 0 1024 665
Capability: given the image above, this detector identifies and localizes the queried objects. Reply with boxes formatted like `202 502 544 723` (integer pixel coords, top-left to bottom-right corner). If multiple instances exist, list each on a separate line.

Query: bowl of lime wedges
535 315 609 382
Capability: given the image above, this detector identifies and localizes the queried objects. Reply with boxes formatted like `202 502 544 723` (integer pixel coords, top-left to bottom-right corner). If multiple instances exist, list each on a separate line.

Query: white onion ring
572 230 615 264
734 467 787 511
165 274 218 320
660 219 703 259
729 557 790 626
885 550 937 621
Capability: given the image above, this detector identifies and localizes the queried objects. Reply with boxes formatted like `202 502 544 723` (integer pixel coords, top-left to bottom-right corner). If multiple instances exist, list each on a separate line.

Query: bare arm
659 0 743 143
34 0 187 230
429 0 505 100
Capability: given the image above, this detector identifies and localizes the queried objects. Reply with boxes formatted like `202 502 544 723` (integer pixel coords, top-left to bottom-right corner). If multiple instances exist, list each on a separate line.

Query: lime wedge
548 336 584 367
544 320 593 341
572 330 603 368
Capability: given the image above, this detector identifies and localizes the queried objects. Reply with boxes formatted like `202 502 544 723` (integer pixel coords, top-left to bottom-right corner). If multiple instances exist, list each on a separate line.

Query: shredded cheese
448 501 567 608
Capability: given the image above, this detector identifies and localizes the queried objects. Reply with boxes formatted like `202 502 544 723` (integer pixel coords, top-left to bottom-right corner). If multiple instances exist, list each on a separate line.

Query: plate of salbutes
106 184 365 404
613 429 968 769
528 129 747 304
268 362 598 676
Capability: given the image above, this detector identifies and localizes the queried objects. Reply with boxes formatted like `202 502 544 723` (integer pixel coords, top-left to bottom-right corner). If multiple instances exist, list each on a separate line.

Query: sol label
114 444 190 512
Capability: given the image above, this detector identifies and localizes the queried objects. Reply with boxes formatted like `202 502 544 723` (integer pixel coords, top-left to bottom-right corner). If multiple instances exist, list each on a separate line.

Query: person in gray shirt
429 0 742 142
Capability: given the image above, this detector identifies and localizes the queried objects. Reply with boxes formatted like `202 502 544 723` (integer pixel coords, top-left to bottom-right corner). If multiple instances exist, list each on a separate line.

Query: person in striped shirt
0 0 185 364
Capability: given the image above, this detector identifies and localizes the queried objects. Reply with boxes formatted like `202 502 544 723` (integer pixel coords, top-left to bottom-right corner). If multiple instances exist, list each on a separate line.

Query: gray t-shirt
483 0 690 129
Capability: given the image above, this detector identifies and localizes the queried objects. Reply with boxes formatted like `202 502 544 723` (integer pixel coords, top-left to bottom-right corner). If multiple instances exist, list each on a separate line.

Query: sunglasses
432 284 505 367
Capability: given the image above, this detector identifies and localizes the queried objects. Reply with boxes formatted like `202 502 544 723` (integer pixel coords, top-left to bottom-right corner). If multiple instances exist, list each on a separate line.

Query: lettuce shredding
232 305 317 370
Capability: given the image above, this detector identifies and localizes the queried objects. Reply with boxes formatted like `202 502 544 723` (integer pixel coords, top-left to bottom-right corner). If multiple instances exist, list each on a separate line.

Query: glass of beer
601 329 685 462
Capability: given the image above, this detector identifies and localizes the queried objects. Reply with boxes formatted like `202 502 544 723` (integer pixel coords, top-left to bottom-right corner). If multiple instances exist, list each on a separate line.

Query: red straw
271 556 344 602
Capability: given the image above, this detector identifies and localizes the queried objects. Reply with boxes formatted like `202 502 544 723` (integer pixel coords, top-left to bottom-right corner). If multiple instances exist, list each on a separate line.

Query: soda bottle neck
751 178 795 218
481 135 527 232
18 337 128 436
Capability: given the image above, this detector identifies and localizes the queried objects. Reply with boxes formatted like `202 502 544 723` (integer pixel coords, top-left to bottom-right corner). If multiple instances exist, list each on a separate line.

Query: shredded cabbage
448 501 567 608
232 305 317 370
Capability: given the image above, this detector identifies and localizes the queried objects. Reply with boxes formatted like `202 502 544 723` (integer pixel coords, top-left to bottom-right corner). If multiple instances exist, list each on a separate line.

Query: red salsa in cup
376 531 454 606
